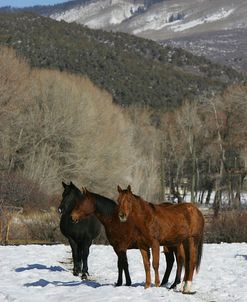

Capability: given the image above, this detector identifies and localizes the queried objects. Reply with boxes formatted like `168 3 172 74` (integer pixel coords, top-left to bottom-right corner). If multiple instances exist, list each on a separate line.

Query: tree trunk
233 174 241 209
160 142 165 201
190 137 196 203
213 160 224 217
205 190 211 205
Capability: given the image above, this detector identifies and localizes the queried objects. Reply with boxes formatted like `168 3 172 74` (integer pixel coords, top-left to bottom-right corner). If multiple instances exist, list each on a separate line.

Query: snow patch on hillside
132 8 184 34
171 8 235 32
51 1 144 28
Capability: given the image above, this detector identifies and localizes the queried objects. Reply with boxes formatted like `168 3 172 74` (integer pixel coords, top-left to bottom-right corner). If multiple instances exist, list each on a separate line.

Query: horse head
71 187 94 223
117 185 133 223
58 181 82 215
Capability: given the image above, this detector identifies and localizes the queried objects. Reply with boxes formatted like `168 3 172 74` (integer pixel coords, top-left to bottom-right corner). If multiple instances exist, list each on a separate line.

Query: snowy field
0 243 246 302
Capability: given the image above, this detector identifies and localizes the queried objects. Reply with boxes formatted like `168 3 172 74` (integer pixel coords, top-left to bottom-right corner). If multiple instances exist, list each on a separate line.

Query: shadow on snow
15 264 66 272
24 279 102 288
235 254 247 260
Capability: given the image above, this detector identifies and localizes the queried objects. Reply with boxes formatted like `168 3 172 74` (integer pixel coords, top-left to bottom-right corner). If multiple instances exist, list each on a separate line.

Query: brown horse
71 187 183 288
117 185 204 294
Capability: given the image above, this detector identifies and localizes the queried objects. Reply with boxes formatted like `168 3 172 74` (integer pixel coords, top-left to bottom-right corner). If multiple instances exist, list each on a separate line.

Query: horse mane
90 192 117 216
131 193 156 210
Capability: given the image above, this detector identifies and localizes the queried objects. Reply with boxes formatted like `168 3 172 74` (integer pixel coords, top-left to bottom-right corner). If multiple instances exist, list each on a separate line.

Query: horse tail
196 234 204 273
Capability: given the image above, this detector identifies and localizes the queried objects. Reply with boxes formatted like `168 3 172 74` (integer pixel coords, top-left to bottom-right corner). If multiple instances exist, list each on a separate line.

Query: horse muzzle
71 214 79 224
119 212 127 223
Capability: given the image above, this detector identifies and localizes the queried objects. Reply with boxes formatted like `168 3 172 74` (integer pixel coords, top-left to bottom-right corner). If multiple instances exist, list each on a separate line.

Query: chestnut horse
117 185 204 294
71 187 184 288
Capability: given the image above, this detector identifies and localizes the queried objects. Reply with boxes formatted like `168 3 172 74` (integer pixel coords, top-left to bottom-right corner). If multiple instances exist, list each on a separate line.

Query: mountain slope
0 12 244 108
3 0 246 39
46 0 247 39
162 28 247 71
1 1 247 70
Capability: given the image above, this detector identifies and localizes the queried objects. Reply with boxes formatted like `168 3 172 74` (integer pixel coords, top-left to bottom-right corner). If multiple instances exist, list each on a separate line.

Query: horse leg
115 251 124 286
170 243 184 289
81 243 90 280
181 239 189 291
122 251 131 286
182 238 196 294
116 251 131 286
68 237 81 276
140 248 151 289
151 241 160 287
160 246 174 286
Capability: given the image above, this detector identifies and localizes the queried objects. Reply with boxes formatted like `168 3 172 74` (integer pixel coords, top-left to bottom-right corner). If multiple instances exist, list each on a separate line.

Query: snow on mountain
48 0 247 70
4 0 246 70
171 8 235 32
49 0 247 39
51 0 145 29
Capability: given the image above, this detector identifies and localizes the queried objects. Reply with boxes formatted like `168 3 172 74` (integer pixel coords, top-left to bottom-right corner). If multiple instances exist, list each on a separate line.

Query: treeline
159 86 247 211
0 46 160 211
1 47 247 243
0 12 244 109
1 46 247 213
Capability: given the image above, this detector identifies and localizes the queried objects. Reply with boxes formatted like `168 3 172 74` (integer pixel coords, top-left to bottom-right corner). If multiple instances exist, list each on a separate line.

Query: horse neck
131 196 154 222
90 192 117 225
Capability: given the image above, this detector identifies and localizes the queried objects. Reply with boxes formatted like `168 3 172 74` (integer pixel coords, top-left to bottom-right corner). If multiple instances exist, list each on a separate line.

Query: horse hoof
73 271 80 276
115 282 122 287
81 272 89 280
125 282 131 286
182 291 197 295
169 282 180 290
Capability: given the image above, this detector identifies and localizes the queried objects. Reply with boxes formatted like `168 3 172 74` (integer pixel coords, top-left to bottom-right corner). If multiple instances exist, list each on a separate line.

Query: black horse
58 181 101 279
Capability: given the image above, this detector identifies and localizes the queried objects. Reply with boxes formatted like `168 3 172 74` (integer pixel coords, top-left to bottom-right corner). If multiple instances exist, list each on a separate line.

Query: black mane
91 192 117 216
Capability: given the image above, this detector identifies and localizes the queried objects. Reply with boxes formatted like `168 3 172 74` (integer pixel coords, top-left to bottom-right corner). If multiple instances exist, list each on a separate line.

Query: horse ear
70 181 73 186
127 185 132 192
117 185 122 193
82 186 87 194
62 181 67 189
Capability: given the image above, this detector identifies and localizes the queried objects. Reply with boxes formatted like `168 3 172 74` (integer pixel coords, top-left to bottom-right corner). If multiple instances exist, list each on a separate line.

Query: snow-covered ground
0 243 246 302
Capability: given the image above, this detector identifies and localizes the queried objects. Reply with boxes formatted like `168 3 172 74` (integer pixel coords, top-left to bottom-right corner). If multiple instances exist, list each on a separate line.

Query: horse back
151 202 204 243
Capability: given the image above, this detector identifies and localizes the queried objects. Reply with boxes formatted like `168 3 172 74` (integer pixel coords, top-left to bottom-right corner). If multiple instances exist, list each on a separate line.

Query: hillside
2 1 247 71
7 0 245 39
162 28 247 72
0 12 244 108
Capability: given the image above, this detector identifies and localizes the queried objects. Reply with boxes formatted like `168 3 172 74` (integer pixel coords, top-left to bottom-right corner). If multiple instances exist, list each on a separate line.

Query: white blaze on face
119 212 127 222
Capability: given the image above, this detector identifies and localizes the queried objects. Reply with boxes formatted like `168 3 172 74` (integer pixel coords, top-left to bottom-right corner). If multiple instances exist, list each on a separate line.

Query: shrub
0 172 51 211
8 208 108 244
205 209 247 243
